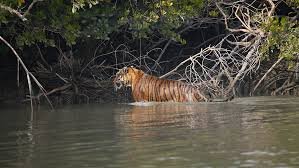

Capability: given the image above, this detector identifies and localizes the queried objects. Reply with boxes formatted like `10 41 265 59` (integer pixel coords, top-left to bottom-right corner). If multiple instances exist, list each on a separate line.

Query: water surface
1 97 299 167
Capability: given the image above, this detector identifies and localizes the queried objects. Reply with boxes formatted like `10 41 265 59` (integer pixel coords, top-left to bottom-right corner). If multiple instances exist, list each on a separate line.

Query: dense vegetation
0 0 298 105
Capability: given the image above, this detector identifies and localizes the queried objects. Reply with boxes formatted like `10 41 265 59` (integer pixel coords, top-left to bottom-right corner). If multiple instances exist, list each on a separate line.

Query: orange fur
113 67 209 102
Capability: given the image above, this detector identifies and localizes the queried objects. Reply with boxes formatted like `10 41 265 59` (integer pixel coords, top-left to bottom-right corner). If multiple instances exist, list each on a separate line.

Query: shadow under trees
0 0 298 105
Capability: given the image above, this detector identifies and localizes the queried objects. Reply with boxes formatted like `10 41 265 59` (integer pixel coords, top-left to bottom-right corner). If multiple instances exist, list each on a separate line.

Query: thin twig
251 57 283 95
151 39 172 70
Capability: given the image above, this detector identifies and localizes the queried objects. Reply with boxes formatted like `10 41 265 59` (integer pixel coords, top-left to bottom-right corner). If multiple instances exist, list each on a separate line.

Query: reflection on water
1 97 299 167
116 102 210 128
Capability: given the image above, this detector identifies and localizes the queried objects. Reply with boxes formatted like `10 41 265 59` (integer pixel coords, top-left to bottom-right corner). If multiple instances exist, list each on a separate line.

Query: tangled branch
160 0 278 98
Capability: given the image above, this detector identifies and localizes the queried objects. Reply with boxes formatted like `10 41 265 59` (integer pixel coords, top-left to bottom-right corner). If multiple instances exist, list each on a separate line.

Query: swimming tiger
113 66 210 102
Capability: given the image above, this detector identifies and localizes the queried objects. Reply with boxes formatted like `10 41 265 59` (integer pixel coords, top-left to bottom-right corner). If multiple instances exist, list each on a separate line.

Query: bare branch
0 0 43 21
158 1 279 98
251 57 284 95
0 4 27 21
0 36 53 110
151 39 172 70
266 0 276 17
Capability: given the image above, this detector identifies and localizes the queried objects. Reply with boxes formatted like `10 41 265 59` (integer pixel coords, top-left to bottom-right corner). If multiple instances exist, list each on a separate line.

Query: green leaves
285 0 299 8
71 0 109 13
260 16 299 65
0 0 205 48
71 0 206 43
17 0 25 7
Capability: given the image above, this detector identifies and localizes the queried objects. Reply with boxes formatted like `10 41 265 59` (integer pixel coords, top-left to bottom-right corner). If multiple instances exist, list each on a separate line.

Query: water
1 97 299 168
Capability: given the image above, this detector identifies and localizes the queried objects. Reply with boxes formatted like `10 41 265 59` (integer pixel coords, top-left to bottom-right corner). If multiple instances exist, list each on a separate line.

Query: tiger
113 66 210 102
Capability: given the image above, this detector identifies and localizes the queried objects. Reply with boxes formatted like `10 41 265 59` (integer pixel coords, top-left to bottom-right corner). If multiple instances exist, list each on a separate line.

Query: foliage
72 0 102 13
285 0 299 8
260 16 299 62
0 0 205 49
1 0 80 46
1 0 298 62
1 0 299 100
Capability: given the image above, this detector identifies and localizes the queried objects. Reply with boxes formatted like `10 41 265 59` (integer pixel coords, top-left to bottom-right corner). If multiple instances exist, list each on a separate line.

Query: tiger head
113 66 144 91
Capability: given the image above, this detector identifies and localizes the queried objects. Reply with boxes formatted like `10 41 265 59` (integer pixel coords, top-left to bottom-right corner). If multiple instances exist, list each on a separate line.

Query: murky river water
1 97 299 168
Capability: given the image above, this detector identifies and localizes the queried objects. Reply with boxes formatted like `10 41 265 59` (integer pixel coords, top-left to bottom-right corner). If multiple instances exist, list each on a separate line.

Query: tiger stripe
114 67 208 102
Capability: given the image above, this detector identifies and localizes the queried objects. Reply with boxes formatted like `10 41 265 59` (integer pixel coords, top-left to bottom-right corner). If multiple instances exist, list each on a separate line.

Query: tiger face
113 66 143 91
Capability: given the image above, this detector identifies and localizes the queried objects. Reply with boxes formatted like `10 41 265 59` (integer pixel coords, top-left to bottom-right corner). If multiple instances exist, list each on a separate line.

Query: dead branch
30 84 72 100
272 82 297 95
151 39 172 70
0 0 43 21
251 57 283 95
225 38 261 95
0 36 53 110
266 0 276 17
158 0 278 98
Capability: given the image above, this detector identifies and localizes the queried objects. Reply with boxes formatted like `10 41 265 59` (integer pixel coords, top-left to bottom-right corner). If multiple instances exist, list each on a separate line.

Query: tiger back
113 66 209 102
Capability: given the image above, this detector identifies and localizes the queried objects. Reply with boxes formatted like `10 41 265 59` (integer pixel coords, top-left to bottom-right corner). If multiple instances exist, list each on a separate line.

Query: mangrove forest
0 0 299 106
